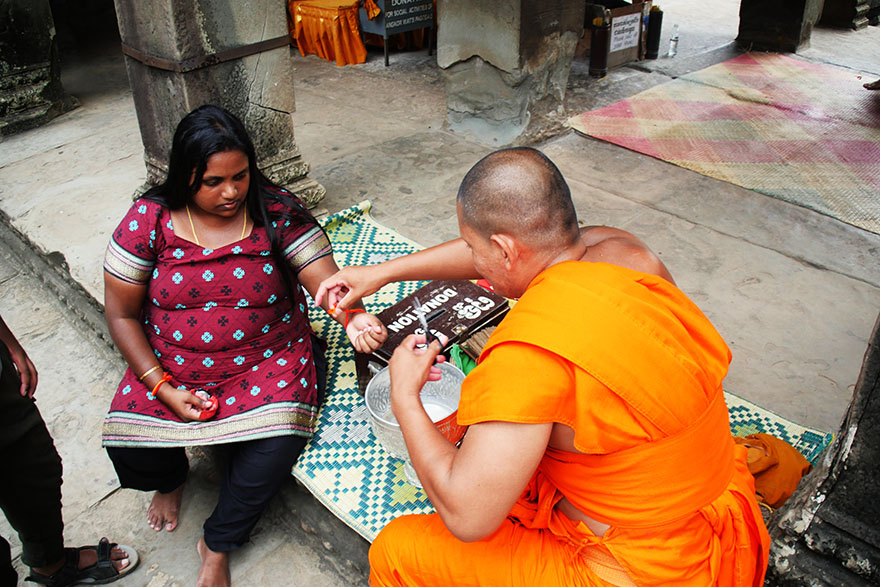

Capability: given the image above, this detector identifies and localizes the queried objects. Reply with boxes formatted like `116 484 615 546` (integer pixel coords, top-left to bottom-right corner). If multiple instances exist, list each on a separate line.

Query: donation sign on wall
383 0 433 35
610 12 641 52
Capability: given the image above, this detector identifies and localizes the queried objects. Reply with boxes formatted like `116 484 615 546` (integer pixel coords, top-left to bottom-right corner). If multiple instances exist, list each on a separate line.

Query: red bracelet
151 373 172 398
343 308 365 329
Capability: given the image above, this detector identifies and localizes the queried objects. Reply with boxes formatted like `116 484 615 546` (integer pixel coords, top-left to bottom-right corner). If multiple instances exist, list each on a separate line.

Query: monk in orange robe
316 147 770 586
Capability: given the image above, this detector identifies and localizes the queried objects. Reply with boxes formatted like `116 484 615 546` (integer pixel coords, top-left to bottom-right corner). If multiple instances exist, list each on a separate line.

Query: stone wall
766 313 880 585
0 0 77 136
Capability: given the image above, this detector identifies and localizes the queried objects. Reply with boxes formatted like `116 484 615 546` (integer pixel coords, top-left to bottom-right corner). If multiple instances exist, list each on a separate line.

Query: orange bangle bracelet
151 373 172 398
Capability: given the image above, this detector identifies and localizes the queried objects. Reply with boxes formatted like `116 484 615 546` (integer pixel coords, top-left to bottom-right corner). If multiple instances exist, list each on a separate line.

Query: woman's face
190 150 250 218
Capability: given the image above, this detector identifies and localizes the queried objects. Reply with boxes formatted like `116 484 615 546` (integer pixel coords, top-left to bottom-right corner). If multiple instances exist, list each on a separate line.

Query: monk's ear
489 233 519 269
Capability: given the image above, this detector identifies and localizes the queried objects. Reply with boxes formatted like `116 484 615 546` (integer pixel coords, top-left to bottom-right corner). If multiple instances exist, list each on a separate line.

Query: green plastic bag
450 343 477 375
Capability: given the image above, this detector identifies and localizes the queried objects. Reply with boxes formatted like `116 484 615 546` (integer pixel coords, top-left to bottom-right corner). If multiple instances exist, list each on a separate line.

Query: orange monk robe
369 261 769 586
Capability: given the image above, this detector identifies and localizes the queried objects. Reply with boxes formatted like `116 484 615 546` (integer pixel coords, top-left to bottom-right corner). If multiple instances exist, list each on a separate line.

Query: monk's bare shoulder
579 226 675 284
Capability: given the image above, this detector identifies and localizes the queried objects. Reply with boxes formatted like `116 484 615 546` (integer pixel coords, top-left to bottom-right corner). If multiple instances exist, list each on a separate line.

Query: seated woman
101 104 386 586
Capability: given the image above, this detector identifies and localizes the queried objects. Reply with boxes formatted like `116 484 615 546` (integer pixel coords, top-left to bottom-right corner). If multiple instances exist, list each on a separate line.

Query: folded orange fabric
364 0 381 20
735 433 813 508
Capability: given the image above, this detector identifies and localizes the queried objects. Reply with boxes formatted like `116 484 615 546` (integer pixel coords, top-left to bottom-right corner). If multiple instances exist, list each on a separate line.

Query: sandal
25 538 139 586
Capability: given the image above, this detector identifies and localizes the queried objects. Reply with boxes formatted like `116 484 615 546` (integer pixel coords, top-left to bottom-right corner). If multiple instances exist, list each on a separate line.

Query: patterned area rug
294 201 835 542
569 53 880 234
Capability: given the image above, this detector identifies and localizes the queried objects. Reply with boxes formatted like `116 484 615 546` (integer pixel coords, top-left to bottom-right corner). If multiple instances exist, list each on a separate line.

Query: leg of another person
1 417 137 584
0 420 64 573
0 338 62 580
106 446 189 532
0 342 136 583
370 513 609 587
0 536 17 586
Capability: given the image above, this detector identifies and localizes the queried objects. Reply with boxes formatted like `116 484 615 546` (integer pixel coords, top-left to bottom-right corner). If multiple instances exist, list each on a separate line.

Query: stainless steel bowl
364 362 466 485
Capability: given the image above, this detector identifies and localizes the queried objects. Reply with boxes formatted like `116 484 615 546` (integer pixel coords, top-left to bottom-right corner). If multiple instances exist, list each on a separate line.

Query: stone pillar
437 0 583 146
0 0 77 136
112 0 325 207
766 313 880 585
737 0 824 52
820 0 874 30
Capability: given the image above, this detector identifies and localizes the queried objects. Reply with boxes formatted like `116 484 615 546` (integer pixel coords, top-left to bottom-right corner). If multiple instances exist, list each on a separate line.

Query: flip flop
25 537 139 586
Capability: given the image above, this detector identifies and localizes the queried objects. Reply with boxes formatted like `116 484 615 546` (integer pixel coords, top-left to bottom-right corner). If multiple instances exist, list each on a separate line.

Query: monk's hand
156 384 209 422
389 334 446 410
315 266 384 316
346 311 387 353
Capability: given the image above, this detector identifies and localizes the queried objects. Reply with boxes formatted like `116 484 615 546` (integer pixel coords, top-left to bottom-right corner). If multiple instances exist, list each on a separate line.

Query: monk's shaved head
457 148 579 250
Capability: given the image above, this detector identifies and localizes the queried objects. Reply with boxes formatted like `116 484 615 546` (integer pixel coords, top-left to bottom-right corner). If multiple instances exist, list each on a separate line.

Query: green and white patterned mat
294 201 834 543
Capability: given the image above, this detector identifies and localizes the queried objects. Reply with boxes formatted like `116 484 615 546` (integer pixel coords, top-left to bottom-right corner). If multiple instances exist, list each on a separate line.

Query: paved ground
0 3 879 585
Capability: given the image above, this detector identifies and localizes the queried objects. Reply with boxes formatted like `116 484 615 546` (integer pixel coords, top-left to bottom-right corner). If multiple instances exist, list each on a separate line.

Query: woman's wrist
153 381 168 402
142 373 162 392
138 364 162 381
342 308 366 329
146 372 172 400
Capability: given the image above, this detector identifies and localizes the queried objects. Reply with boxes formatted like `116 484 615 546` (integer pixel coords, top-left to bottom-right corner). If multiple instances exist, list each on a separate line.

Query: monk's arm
580 226 676 284
389 336 551 542
315 238 480 312
409 419 551 542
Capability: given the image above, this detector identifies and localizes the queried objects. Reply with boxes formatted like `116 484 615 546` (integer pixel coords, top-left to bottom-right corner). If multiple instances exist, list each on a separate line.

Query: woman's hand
388 334 446 413
315 266 385 316
345 311 388 353
156 384 209 422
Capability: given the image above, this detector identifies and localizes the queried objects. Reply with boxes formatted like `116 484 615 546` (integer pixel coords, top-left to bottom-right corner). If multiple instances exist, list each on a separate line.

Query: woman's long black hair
143 104 319 301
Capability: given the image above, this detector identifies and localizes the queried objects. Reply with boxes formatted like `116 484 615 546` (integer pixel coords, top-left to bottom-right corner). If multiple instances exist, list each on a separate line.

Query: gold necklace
186 204 247 247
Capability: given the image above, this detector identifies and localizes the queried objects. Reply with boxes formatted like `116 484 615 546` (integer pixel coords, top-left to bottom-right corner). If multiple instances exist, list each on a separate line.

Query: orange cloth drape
363 0 380 20
370 262 770 586
289 0 366 66
735 433 813 508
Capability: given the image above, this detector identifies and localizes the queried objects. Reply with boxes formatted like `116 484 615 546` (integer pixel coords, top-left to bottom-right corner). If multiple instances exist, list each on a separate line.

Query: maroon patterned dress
102 191 331 447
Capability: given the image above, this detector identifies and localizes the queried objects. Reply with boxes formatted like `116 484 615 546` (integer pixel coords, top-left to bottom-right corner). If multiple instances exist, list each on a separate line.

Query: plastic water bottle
667 24 679 57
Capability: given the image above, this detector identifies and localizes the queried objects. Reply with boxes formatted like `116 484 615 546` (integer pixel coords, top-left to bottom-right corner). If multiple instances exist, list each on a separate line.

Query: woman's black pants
106 434 307 552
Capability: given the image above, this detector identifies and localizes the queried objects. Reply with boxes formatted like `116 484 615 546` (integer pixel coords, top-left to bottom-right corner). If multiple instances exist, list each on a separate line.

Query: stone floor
0 2 879 585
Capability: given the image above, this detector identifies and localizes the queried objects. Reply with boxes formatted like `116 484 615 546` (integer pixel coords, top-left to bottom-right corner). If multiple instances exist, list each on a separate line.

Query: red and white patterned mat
569 53 880 234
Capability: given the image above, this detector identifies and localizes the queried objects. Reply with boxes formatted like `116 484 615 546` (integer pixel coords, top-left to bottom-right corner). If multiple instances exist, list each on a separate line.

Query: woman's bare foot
147 485 184 532
197 537 231 587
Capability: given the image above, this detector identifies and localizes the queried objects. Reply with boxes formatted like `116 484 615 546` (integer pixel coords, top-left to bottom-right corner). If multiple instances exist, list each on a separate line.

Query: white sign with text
610 12 641 53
